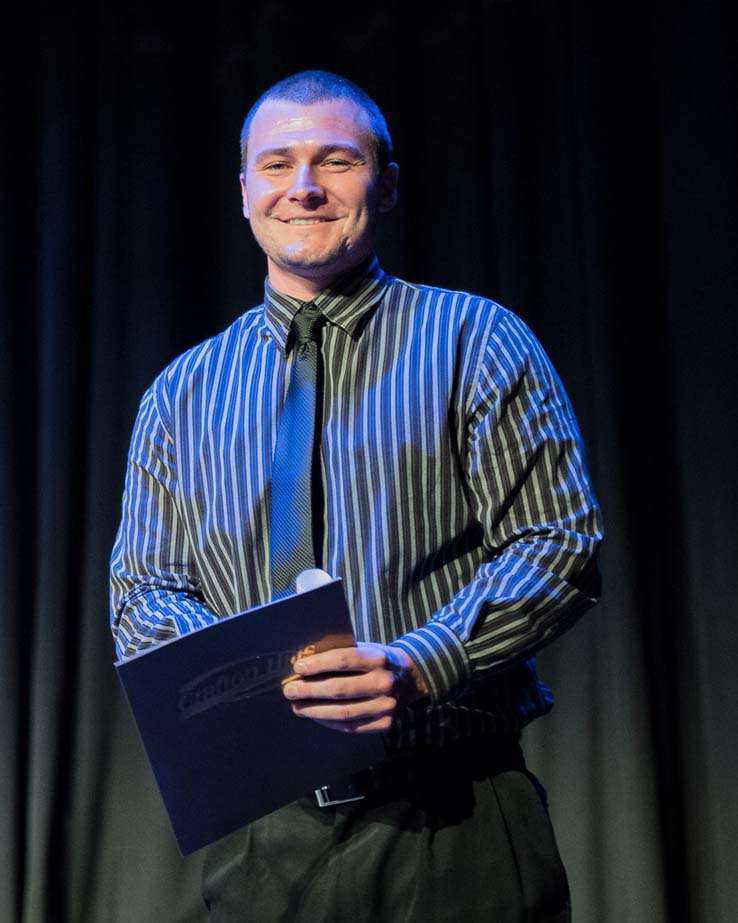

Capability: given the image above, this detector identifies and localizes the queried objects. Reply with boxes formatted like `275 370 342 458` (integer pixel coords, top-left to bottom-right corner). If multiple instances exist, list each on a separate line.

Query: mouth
277 217 338 226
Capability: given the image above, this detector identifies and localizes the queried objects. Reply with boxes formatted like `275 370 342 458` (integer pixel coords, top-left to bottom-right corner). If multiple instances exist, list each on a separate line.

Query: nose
288 163 325 203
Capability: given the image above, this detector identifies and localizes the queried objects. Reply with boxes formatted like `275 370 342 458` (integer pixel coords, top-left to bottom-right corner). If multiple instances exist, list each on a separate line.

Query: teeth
285 218 328 225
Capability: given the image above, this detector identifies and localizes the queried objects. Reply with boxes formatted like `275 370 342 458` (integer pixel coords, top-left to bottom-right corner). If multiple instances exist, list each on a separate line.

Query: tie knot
292 304 324 347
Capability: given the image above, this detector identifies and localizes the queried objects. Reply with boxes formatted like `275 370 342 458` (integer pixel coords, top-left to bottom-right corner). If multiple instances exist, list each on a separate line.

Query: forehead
246 97 374 163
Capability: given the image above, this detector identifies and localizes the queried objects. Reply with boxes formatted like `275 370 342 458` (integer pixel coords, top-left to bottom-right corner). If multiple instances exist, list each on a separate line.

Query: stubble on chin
275 238 351 273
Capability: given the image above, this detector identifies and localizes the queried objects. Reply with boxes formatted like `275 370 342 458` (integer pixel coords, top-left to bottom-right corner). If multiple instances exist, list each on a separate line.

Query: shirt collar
262 255 388 354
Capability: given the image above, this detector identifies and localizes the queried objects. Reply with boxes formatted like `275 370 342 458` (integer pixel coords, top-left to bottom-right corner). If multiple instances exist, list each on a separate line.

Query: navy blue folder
115 579 385 854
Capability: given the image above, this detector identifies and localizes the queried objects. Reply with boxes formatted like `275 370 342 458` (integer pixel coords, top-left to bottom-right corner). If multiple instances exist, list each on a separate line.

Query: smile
279 218 336 225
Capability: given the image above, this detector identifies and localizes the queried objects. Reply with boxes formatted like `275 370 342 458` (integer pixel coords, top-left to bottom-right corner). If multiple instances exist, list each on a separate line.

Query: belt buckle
314 784 366 808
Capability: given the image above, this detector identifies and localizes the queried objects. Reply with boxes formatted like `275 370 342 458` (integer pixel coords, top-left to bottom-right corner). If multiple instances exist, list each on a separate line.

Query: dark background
2 2 736 921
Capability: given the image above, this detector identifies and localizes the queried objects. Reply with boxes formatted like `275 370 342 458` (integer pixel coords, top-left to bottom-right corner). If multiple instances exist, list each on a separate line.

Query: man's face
240 97 397 295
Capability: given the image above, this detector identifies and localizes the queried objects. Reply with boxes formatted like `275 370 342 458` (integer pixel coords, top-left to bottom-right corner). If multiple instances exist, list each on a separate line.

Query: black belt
315 734 524 808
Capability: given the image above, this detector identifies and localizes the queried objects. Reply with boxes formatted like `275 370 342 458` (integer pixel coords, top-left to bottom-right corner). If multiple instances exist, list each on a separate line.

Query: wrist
390 646 429 704
389 623 471 706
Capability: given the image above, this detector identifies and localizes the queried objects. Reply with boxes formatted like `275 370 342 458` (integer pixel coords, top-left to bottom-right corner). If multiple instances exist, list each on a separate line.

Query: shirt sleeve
391 309 604 705
109 380 220 660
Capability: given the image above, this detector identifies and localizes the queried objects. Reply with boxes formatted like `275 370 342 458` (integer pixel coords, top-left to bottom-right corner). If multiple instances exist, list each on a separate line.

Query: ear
377 162 399 213
239 173 250 219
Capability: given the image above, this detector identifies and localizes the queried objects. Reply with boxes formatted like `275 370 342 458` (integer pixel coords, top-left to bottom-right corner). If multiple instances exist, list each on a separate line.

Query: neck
266 254 373 302
266 265 331 301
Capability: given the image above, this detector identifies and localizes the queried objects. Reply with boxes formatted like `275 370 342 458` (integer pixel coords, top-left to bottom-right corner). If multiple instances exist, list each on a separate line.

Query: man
111 70 602 921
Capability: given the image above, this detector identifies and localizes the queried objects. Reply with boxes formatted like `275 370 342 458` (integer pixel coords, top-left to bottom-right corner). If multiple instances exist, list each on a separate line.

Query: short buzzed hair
240 70 393 174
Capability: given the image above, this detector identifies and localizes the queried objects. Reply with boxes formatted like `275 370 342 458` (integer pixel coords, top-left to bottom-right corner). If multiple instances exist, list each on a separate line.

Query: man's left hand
282 642 429 734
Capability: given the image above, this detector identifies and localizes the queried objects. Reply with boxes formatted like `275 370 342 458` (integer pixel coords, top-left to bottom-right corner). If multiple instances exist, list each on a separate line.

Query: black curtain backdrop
2 2 736 921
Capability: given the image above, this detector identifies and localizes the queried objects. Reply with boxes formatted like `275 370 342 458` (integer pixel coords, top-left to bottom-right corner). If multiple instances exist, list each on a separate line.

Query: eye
262 162 291 173
322 159 353 171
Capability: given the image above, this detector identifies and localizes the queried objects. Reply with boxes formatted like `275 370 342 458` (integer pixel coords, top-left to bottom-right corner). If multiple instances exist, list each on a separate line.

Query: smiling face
240 97 398 299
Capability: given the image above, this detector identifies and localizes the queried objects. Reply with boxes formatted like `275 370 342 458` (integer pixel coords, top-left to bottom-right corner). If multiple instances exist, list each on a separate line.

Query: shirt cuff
390 621 471 706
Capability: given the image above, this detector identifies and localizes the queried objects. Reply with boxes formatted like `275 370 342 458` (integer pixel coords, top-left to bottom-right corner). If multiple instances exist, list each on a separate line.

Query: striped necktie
270 303 325 600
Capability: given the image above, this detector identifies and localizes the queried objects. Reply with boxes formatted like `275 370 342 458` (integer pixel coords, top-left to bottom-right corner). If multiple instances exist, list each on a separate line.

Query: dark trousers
202 739 570 922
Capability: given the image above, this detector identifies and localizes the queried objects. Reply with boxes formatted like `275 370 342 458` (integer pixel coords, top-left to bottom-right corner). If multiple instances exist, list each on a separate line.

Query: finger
294 646 384 676
309 715 394 734
283 671 394 701
289 695 397 724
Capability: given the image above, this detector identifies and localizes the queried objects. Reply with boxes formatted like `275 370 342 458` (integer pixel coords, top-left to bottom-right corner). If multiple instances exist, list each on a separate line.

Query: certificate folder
115 579 385 855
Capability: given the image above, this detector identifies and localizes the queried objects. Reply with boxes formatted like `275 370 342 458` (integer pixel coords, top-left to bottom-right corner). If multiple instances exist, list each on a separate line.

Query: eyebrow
254 143 367 163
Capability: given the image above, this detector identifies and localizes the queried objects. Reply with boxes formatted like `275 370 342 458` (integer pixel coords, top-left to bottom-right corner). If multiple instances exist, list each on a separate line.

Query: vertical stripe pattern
110 257 603 747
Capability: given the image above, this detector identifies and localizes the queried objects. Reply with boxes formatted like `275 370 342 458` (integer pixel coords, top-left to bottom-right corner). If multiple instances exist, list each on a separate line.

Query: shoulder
383 275 560 392
384 275 534 343
147 305 264 417
385 275 501 316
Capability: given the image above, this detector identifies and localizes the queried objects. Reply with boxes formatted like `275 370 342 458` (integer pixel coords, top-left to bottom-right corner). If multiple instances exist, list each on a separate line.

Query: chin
280 249 349 274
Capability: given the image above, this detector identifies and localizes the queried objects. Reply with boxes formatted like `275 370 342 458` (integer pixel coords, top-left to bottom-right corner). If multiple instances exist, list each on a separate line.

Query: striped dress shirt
110 256 603 747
